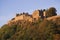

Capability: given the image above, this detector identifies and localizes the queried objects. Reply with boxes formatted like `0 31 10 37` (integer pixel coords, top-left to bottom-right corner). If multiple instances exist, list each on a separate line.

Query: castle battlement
7 9 51 24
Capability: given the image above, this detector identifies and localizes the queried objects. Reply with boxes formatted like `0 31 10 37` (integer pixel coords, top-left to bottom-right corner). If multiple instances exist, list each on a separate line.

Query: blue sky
0 0 60 27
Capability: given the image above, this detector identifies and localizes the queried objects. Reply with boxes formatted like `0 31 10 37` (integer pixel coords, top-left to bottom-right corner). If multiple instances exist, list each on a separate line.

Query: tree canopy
45 7 57 17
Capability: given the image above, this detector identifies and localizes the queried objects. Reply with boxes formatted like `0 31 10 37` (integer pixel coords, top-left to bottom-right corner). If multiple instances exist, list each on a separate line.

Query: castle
8 9 47 24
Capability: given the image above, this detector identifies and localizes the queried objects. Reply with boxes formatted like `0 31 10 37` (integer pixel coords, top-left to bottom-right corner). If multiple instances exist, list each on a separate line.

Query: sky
0 0 60 27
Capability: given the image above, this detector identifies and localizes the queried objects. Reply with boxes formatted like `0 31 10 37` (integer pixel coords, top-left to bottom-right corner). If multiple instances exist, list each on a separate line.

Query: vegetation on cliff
0 7 60 40
0 18 60 40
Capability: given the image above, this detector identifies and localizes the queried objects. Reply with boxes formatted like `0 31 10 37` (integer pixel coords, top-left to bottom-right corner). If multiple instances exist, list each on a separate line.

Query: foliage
16 13 20 16
45 7 57 17
0 24 17 40
0 18 60 40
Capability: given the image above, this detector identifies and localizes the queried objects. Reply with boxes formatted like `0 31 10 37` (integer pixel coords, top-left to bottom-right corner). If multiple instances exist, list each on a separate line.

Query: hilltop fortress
8 7 57 24
8 9 47 24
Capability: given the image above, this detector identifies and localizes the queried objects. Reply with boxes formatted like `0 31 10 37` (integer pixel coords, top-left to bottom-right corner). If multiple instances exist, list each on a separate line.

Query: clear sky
0 0 60 27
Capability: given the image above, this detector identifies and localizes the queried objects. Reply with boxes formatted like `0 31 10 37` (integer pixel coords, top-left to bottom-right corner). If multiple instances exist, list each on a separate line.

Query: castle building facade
8 10 47 24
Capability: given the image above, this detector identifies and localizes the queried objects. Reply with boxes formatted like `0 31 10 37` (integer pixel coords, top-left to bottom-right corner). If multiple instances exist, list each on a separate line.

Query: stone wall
32 10 40 20
8 14 33 24
8 10 47 24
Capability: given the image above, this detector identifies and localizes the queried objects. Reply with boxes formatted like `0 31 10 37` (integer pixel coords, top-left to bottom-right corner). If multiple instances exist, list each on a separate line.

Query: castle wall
8 14 33 24
22 15 33 22
32 10 40 20
8 10 47 24
43 11 46 17
15 15 24 21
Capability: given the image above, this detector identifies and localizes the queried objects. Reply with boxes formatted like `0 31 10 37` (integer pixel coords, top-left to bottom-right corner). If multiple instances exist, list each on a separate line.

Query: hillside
0 15 60 40
0 7 60 40
47 15 60 20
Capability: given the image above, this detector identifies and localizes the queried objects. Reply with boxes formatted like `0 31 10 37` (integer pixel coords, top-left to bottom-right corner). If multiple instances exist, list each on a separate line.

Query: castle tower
32 10 40 20
32 10 44 20
43 11 46 18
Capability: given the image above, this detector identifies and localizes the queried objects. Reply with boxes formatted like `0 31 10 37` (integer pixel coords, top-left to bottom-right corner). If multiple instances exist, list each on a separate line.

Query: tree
16 13 20 16
11 18 15 20
46 7 57 17
0 24 17 40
